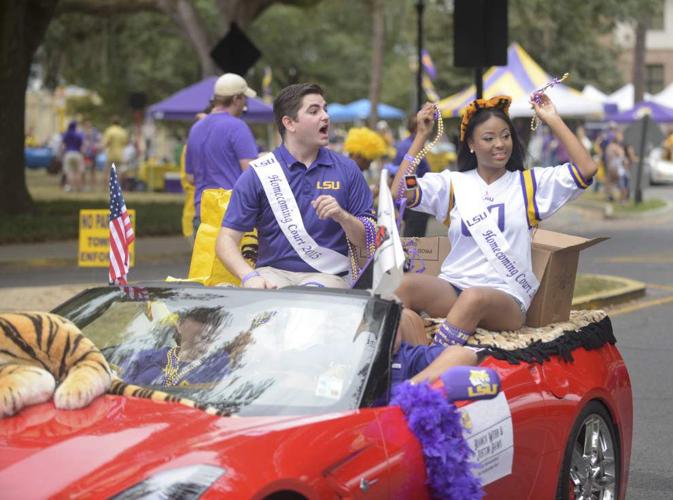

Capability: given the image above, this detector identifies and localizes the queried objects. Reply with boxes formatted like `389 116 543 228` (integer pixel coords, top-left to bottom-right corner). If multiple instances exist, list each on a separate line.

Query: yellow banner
78 209 135 268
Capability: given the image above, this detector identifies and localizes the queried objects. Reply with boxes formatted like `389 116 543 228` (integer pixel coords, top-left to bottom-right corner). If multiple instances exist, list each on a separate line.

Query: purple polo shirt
223 144 375 272
391 342 446 387
62 130 84 152
185 112 258 216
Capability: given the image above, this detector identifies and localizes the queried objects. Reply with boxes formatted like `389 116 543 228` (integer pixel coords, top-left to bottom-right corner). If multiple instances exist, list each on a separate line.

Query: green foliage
40 0 659 123
0 200 182 244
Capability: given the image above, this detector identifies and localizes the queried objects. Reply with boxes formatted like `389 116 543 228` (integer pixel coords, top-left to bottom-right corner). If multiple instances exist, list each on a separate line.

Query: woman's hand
416 102 437 139
530 93 560 124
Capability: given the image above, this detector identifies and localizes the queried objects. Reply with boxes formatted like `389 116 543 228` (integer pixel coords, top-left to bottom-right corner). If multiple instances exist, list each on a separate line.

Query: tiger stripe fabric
0 312 225 418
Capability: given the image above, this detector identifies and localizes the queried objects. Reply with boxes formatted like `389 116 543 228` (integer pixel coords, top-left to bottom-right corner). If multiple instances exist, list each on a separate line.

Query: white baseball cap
213 73 257 98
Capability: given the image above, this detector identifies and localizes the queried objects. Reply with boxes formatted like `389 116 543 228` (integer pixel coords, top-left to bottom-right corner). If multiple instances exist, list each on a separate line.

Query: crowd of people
33 116 132 192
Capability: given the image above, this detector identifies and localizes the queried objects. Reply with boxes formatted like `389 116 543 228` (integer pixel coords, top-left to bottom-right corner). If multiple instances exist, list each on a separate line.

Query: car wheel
556 401 620 500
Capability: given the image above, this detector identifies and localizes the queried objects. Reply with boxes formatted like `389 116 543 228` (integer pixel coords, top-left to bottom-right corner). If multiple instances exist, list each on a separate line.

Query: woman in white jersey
392 94 597 346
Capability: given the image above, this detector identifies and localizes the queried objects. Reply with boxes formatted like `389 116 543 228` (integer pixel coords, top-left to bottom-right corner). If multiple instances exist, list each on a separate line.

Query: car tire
556 401 620 500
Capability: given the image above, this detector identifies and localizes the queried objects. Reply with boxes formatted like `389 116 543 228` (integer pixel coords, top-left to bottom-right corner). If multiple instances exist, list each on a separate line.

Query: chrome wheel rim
568 414 617 500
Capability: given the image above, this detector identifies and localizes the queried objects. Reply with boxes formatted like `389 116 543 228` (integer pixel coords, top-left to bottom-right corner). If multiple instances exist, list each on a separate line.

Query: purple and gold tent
438 43 603 119
147 77 274 123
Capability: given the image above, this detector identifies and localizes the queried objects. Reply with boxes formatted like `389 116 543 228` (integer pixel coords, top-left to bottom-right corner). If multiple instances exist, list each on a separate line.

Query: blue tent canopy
607 100 673 123
147 77 274 123
327 99 406 122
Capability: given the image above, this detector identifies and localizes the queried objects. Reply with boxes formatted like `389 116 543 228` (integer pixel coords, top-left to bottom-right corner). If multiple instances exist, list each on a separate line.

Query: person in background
392 115 431 237
343 126 388 189
180 105 212 244
61 120 85 192
185 73 259 234
102 116 129 190
81 120 100 191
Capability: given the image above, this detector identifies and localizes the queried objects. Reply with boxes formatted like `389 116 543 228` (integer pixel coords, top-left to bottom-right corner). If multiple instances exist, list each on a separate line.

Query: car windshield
54 285 396 416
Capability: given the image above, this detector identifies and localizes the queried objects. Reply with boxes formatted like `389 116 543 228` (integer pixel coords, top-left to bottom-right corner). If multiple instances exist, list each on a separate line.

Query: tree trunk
157 0 218 77
367 0 384 129
0 0 59 215
632 19 647 103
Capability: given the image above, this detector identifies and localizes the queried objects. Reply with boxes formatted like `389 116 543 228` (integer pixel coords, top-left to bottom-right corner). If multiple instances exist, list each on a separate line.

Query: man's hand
243 275 276 289
311 195 347 223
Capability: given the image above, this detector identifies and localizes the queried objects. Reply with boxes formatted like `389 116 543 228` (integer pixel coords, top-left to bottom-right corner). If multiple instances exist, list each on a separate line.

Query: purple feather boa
391 381 483 500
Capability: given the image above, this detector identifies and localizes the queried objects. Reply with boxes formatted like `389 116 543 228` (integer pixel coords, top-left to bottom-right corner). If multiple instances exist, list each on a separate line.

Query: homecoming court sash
450 171 539 303
250 153 349 274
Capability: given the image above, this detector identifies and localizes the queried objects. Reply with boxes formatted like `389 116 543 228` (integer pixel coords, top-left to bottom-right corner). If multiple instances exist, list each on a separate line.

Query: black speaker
129 92 147 110
454 0 508 68
210 22 261 75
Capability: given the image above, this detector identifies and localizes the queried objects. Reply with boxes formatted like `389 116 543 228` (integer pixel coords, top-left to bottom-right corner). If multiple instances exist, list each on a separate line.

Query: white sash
450 171 539 303
250 153 349 274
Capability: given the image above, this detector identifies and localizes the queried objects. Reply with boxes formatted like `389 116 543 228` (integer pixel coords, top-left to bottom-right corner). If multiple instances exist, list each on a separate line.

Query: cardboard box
399 230 606 327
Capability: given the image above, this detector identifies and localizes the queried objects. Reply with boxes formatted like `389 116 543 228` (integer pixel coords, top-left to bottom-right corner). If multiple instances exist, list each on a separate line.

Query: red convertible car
0 284 632 499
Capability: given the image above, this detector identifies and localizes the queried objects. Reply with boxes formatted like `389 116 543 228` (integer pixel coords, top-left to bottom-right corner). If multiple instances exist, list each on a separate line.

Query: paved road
543 185 673 500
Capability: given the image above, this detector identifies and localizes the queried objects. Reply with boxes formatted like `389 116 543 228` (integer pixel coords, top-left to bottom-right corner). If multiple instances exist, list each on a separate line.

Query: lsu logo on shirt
316 180 341 190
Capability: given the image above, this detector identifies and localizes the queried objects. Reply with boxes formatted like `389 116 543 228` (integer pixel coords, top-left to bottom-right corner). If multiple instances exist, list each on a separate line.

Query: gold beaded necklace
163 347 204 386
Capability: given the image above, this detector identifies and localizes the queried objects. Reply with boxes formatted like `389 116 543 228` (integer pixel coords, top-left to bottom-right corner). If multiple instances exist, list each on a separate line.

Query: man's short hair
273 83 324 139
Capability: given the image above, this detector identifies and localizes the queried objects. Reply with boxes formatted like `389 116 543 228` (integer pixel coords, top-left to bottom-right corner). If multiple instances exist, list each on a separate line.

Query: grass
613 198 667 214
0 169 184 244
577 189 667 214
573 274 624 298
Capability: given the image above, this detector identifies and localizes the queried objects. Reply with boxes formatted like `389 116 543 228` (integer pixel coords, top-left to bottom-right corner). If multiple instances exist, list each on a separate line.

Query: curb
572 274 646 310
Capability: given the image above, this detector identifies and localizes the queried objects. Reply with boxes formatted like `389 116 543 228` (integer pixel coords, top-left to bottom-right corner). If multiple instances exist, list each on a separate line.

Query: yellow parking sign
78 209 135 267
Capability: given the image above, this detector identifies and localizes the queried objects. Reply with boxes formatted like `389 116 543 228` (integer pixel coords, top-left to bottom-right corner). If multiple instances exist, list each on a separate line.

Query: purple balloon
440 366 501 402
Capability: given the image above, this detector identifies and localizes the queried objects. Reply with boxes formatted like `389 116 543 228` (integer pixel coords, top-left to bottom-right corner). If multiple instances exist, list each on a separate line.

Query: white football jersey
411 163 591 308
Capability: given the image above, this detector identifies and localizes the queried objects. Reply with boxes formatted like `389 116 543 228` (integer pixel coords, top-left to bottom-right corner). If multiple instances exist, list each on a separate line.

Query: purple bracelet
403 153 416 164
241 270 260 285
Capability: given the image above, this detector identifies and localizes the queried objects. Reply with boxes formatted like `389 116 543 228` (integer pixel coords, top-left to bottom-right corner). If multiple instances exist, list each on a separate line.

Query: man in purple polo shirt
185 73 259 232
216 83 376 289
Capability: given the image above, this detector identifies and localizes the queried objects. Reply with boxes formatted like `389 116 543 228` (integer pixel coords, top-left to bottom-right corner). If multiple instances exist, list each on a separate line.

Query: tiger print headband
459 95 512 142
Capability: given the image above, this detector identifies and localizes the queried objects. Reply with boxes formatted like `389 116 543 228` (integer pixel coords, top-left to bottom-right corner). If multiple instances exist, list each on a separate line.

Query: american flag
108 164 135 285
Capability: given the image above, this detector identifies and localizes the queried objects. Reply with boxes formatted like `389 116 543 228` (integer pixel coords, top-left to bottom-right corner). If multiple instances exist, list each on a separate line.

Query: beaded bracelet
241 270 260 285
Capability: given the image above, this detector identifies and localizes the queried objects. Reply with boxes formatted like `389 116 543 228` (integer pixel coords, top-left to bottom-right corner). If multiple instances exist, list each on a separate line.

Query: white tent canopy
581 84 609 102
652 82 673 108
508 84 604 118
605 84 653 111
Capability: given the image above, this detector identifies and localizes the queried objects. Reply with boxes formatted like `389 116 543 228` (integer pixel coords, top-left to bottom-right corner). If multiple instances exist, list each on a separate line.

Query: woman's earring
470 149 474 154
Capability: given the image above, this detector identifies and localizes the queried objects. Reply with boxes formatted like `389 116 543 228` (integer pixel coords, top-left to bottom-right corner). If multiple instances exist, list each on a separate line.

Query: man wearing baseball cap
185 73 259 233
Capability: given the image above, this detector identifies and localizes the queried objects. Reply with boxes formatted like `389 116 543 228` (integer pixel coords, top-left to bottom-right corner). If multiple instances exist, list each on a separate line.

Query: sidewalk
0 235 192 270
0 235 193 312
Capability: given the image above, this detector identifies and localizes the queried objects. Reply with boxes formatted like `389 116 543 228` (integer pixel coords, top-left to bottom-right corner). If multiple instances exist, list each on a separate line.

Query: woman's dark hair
273 83 325 139
457 108 525 172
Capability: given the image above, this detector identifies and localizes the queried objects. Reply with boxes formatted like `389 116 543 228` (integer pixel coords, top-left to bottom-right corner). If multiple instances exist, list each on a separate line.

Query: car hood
0 395 362 498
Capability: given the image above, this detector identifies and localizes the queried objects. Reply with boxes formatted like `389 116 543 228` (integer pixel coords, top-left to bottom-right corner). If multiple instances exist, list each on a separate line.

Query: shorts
63 151 84 173
448 281 527 323
255 266 349 289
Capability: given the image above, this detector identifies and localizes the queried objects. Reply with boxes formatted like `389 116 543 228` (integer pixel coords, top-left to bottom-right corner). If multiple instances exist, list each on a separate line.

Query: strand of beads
530 73 569 132
347 216 377 282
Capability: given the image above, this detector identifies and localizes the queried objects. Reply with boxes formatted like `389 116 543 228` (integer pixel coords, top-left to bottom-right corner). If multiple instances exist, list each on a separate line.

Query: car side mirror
440 366 501 402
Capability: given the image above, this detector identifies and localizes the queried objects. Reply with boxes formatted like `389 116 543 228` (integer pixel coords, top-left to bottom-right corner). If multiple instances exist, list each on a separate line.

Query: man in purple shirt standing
61 120 85 192
216 83 376 289
185 73 259 232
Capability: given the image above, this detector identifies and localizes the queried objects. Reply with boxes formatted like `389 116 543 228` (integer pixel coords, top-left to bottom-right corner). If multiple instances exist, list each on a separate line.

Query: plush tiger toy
0 312 223 419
